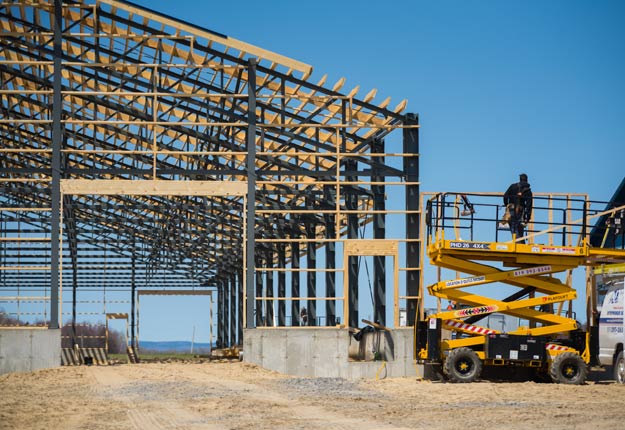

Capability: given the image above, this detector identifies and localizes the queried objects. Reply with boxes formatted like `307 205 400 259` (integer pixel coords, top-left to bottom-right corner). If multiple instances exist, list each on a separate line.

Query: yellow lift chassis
416 192 625 384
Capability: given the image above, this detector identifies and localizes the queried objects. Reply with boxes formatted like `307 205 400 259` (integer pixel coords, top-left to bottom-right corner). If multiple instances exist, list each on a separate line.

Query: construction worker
503 173 533 243
300 306 308 326
460 194 475 216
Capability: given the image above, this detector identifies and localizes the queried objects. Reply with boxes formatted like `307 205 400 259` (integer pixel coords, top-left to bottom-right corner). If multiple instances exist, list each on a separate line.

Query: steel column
71 263 77 343
346 160 359 328
131 254 136 348
230 274 236 344
306 206 316 326
277 243 286 326
265 250 274 326
372 138 386 325
245 58 257 328
291 226 301 326
225 276 231 346
324 185 336 326
237 269 243 343
49 0 63 329
217 281 224 347
255 258 263 326
403 113 420 325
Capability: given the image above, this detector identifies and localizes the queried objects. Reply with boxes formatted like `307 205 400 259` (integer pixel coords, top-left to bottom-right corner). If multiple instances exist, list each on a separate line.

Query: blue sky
129 0 625 341
141 0 625 198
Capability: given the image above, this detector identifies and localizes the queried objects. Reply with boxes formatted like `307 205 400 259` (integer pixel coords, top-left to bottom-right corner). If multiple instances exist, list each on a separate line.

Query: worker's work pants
509 218 525 243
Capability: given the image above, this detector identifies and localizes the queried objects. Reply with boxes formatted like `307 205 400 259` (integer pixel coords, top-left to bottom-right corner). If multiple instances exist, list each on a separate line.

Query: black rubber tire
614 351 625 384
549 352 588 385
443 347 482 383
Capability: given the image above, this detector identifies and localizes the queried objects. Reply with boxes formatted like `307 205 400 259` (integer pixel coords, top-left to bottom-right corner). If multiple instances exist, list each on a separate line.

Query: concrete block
312 330 341 377
285 329 314 377
243 327 416 379
0 329 61 375
261 330 287 373
243 329 263 367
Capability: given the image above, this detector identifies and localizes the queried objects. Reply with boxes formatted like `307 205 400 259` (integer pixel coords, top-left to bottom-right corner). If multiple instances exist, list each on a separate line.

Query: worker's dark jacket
503 180 533 223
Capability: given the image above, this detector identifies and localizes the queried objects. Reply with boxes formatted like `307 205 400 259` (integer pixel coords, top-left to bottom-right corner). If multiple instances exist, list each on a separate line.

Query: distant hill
139 340 212 353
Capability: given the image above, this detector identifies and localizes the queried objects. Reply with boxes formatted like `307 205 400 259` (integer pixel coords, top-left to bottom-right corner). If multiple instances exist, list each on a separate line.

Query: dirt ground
1 361 624 430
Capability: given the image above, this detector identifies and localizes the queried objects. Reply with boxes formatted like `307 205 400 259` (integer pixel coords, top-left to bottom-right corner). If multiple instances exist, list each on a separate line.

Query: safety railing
424 192 602 248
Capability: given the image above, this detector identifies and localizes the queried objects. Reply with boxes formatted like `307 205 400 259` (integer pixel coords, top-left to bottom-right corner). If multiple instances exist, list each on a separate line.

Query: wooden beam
60 179 247 196
138 290 213 296
98 0 313 75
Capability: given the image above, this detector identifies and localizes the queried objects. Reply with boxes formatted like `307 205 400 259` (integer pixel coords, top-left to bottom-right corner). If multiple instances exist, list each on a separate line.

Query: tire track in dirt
173 365 412 430
88 366 223 430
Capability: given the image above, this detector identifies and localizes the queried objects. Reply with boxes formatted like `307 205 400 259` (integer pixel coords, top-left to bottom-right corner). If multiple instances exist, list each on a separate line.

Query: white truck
595 267 624 384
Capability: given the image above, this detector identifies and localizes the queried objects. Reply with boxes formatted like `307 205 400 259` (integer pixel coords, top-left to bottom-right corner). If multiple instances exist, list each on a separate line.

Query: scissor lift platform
417 192 625 384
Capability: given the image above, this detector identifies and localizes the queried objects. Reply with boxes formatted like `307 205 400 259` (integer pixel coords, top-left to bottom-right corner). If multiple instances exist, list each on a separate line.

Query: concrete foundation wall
244 327 421 379
0 329 61 375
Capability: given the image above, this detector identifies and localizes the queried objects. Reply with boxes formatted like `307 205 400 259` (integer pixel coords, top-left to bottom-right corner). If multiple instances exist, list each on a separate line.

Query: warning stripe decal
546 344 570 351
454 305 498 318
444 319 497 335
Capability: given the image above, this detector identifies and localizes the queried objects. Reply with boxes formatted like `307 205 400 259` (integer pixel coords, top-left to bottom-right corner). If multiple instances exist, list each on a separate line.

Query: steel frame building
0 0 420 349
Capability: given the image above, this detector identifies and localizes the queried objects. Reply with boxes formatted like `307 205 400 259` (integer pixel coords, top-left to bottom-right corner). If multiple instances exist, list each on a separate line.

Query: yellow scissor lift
416 192 625 384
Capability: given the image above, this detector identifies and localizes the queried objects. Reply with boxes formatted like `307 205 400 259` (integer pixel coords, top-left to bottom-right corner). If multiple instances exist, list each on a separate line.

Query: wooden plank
105 313 129 320
344 239 398 256
361 319 391 332
60 179 247 196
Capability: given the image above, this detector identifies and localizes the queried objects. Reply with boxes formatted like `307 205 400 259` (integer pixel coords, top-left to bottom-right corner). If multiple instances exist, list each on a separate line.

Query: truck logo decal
608 289 622 305
541 293 571 303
